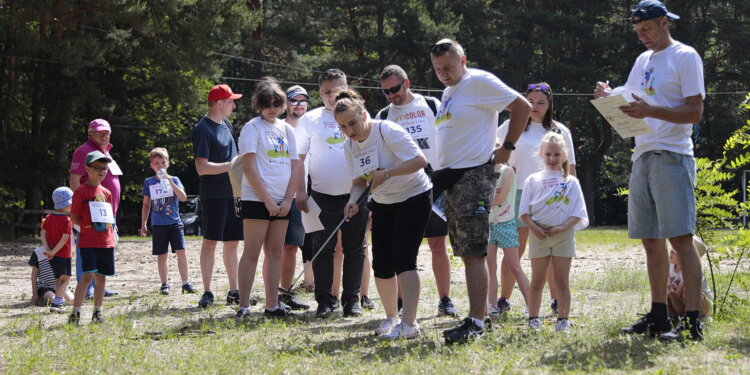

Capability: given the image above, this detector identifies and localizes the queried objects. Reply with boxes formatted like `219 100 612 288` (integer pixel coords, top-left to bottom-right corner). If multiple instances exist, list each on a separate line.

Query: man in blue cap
595 0 706 341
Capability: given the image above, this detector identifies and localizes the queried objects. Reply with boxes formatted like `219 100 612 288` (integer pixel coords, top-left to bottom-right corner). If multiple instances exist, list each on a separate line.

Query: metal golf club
278 185 371 296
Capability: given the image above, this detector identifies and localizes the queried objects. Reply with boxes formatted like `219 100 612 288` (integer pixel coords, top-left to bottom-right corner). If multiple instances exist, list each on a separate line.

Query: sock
557 317 568 322
94 306 102 312
471 317 484 328
267 305 280 312
73 306 81 313
182 281 189 286
651 302 668 319
529 316 539 321
685 310 699 324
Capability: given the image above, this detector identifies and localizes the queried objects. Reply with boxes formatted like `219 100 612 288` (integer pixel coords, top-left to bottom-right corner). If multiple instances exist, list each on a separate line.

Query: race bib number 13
89 201 115 224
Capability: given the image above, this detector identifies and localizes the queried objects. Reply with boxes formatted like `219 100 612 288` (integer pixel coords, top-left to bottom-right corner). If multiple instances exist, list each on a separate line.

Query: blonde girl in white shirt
519 132 588 333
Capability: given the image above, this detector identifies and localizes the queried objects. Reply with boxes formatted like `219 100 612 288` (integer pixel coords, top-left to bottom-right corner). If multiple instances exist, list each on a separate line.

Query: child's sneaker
50 302 65 313
360 295 376 310
437 296 459 317
529 317 543 330
68 311 81 325
487 302 500 319
91 310 106 324
160 283 171 295
497 297 511 314
227 290 240 305
198 291 214 308
381 321 420 340
555 318 571 333
181 282 197 294
551 298 559 315
236 306 251 319
375 316 400 335
264 306 294 318
523 306 529 318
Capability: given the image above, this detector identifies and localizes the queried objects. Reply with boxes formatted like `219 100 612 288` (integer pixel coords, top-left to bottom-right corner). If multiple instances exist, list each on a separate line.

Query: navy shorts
202 198 244 241
80 247 116 276
241 200 291 221
50 257 72 278
152 223 187 255
284 199 305 247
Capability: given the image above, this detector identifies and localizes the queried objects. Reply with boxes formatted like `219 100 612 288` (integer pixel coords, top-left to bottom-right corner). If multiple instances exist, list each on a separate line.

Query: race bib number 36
89 201 115 224
352 147 379 178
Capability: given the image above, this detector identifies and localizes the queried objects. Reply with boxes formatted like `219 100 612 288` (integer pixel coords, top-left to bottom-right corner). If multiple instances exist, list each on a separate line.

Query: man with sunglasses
192 84 244 308
595 0 705 341
69 119 122 299
429 38 531 345
375 64 459 318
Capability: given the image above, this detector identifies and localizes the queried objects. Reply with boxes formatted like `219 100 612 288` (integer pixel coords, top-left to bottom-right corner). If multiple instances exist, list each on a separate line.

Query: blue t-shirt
142 176 184 226
192 116 237 200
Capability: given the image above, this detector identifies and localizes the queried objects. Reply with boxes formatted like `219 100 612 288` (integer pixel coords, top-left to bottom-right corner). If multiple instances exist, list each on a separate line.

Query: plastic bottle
473 201 488 215
157 168 169 190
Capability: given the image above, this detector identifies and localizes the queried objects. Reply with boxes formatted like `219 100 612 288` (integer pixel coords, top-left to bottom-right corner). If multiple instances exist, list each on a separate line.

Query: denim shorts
284 199 305 247
628 150 696 239
152 223 187 255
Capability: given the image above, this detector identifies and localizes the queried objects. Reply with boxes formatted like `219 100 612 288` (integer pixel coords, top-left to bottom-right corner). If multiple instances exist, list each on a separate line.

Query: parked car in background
180 195 202 235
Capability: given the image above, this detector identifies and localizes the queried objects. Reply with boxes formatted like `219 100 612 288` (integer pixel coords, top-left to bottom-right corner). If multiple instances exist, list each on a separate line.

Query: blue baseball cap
631 0 679 24
52 187 74 209
286 85 310 100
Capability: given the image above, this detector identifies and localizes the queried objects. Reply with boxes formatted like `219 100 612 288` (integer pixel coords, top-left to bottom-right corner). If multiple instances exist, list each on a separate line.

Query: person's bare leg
157 253 169 284
238 220 268 307
200 239 218 291
428 236 451 298
280 244 298 288
222 240 240 291
667 291 683 318
503 246 530 303
262 221 289 309
528 256 549 318
73 273 95 307
398 270 421 326
176 250 189 283
92 274 106 308
547 265 558 301
642 238 669 304
463 255 488 320
486 244 499 307
550 256 572 319
332 232 343 299
375 276 399 318
303 261 314 289
669 234 701 311
55 275 70 301
361 246 371 297
502 227 528 298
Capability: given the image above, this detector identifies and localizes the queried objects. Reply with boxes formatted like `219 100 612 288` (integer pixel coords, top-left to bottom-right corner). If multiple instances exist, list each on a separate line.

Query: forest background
1 0 748 235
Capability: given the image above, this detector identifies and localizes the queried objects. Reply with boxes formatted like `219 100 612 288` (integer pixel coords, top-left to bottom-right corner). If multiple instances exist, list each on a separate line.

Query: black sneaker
497 297 511 314
437 296 459 317
68 311 81 325
360 295 376 310
343 298 363 317
280 294 310 311
198 291 215 308
620 313 671 336
227 290 240 305
264 306 294 318
91 310 106 324
660 317 704 342
160 283 171 295
316 303 334 319
236 306 251 319
444 318 484 345
50 302 65 313
104 289 118 297
181 282 197 294
249 296 259 306
332 297 341 311
551 299 559 315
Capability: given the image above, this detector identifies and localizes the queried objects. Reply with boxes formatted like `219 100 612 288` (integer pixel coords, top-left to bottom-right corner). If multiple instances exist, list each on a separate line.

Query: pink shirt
69 139 121 215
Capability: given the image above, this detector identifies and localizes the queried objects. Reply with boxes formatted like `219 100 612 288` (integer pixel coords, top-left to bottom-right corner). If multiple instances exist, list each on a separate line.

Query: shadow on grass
539 335 668 371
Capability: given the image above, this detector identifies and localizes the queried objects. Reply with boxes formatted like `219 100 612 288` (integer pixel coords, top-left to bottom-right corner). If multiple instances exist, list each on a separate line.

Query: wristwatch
502 141 516 150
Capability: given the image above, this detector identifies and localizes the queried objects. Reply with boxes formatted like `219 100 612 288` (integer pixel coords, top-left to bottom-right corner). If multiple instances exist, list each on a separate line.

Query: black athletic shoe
437 296 459 317
660 317 704 342
104 289 118 297
160 283 171 295
91 310 106 324
68 311 81 325
360 295 376 310
280 294 310 310
181 282 197 294
444 318 484 345
198 291 215 308
551 299 559 315
332 297 341 311
316 303 334 319
227 290 240 305
264 306 294 318
343 298 363 317
249 296 259 306
620 313 671 336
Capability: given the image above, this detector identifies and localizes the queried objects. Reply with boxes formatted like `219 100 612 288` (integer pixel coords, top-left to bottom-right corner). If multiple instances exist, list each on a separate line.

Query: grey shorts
445 164 498 257
628 150 696 239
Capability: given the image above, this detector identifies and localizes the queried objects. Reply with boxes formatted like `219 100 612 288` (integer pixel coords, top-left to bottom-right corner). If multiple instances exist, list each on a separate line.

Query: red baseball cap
208 84 243 102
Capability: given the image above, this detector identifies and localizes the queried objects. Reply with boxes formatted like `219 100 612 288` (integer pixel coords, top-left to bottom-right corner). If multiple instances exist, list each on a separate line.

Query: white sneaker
381 321 420 340
375 316 400 335
523 306 529 319
555 318 571 333
488 302 500 319
529 317 542 330
236 306 251 318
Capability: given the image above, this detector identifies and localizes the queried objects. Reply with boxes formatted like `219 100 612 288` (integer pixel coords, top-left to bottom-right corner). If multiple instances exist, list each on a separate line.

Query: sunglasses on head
382 82 403 96
289 99 308 106
430 42 453 54
527 83 551 92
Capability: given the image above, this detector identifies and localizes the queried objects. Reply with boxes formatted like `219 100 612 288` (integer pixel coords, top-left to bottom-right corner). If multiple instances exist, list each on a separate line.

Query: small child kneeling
668 237 713 322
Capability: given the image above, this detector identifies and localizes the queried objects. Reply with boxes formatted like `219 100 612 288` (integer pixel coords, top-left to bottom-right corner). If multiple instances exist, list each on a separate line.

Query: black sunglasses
382 82 403 96
430 42 453 54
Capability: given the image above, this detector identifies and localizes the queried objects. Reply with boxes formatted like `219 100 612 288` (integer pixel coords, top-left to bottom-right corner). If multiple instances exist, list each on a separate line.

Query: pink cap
88 119 111 132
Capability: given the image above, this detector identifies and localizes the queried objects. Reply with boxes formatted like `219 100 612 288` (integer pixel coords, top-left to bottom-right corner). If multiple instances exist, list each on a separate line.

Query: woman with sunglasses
336 89 432 339
493 82 577 317
235 77 300 318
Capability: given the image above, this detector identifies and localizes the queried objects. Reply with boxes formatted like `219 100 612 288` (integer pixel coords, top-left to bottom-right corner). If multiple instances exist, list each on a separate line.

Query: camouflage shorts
445 164 499 257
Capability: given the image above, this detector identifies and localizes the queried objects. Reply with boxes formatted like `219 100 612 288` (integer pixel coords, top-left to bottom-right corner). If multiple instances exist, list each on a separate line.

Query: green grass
2 228 749 374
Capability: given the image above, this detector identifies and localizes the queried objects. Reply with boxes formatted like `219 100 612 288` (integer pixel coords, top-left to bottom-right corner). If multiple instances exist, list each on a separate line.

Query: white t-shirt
625 40 705 161
435 69 520 169
519 169 588 230
345 121 432 204
287 119 309 188
490 164 517 224
497 120 577 187
238 117 298 202
376 94 441 169
295 107 352 196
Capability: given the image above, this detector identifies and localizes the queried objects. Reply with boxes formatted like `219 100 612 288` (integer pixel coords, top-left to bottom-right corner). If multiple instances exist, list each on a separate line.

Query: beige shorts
527 226 576 258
